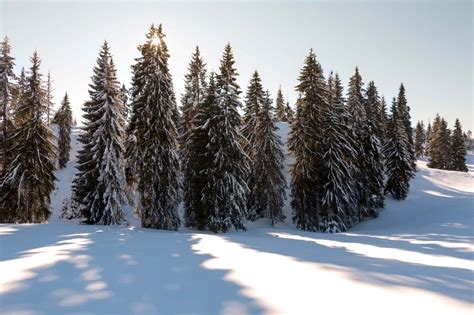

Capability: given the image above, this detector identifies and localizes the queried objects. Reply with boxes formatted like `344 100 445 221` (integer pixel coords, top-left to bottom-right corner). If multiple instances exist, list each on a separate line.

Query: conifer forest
0 2 472 314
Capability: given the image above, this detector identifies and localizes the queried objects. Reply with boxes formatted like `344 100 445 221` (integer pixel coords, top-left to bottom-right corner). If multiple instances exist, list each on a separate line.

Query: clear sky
1 0 472 130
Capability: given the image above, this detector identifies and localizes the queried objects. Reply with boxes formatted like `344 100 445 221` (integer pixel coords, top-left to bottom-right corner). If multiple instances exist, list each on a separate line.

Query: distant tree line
414 116 468 172
2 25 465 231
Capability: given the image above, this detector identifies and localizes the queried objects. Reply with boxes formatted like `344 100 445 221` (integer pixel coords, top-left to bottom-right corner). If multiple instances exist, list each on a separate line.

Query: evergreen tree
275 86 286 121
120 83 130 123
206 43 250 232
72 42 127 225
425 122 432 156
285 101 294 123
346 67 366 219
126 25 180 230
0 36 16 177
449 119 467 172
45 71 54 125
180 46 207 197
397 84 416 171
384 98 413 200
427 115 450 169
0 51 56 223
57 93 73 168
320 73 358 232
289 50 328 231
252 91 286 225
414 120 425 158
241 71 265 220
364 80 385 212
378 96 388 148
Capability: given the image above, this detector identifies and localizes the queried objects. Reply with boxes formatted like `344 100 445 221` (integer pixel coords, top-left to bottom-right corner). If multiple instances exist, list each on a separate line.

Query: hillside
0 123 472 315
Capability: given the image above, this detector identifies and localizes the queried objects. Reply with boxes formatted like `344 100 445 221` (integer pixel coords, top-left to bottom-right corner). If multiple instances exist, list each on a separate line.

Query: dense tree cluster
3 25 463 233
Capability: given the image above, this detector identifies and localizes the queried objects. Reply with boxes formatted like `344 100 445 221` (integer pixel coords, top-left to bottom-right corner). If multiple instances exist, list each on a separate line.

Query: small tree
275 86 286 121
449 119 468 172
57 93 73 168
414 120 425 158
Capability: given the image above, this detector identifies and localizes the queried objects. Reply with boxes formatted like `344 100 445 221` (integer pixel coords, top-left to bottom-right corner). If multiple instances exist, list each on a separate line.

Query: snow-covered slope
1 123 473 315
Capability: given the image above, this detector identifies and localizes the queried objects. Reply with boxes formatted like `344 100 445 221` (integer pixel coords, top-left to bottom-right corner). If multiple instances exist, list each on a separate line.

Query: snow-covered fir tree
120 83 130 123
378 96 388 149
289 50 328 231
0 51 56 223
180 46 207 197
126 25 180 230
427 115 450 170
397 84 416 171
204 43 250 232
384 97 414 200
414 121 425 158
275 86 286 121
0 36 16 177
252 90 286 225
346 67 376 218
72 42 127 225
363 80 385 213
285 101 294 123
425 122 432 156
449 119 467 172
241 71 265 220
45 71 54 125
57 93 73 168
319 72 358 232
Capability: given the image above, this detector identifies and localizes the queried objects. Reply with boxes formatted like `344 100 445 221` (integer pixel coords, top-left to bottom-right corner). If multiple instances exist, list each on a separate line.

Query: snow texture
0 123 473 314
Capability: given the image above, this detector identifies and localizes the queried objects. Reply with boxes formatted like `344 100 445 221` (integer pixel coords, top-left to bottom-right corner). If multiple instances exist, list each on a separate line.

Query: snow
0 122 473 314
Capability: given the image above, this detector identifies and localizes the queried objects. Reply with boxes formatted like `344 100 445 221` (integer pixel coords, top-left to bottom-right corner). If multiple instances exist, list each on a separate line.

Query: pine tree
252 91 286 225
378 96 388 148
363 80 385 212
449 119 467 172
45 72 54 125
397 84 415 171
384 98 413 200
57 93 73 168
414 121 425 158
0 51 56 223
275 86 286 121
285 101 294 123
0 37 16 177
427 115 450 170
72 42 127 225
241 71 265 220
120 84 129 123
320 73 358 232
180 46 207 197
425 122 432 157
126 25 180 230
289 50 328 231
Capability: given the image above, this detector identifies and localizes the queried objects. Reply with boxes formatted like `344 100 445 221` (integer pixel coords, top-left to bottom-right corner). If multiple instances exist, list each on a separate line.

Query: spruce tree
427 115 450 169
384 98 413 200
252 91 286 225
449 119 467 172
425 122 432 156
72 42 127 225
180 46 207 197
285 101 294 123
347 67 374 220
120 83 129 123
0 36 16 177
397 84 416 171
275 86 286 121
45 72 54 125
207 43 249 232
126 25 180 230
57 93 73 168
378 96 388 148
320 73 358 231
414 121 425 158
0 51 56 223
363 80 385 212
289 50 328 231
241 71 265 220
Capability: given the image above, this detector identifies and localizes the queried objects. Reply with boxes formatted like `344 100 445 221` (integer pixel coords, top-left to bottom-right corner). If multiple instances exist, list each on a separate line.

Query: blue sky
1 0 472 130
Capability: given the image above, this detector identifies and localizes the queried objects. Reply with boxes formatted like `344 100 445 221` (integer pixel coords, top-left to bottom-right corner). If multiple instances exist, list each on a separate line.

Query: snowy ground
0 123 473 315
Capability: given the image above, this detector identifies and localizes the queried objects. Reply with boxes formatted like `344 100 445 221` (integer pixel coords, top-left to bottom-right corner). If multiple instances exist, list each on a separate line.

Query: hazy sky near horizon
1 0 472 130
